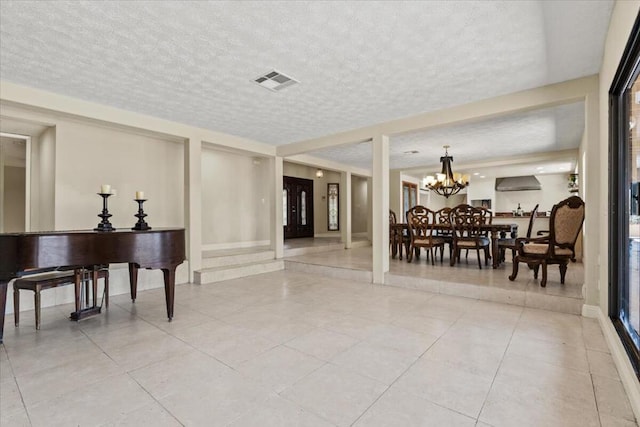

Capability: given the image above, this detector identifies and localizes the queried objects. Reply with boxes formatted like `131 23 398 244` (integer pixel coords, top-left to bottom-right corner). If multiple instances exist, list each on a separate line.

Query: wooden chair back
406 205 437 240
526 204 540 239
449 204 490 239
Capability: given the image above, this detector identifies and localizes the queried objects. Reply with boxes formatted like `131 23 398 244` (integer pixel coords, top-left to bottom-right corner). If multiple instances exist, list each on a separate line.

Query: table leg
491 231 500 269
0 280 7 344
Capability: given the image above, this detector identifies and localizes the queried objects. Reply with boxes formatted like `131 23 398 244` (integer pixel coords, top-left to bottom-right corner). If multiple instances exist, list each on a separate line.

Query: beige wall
201 147 270 247
3 165 25 232
351 175 368 233
53 121 184 231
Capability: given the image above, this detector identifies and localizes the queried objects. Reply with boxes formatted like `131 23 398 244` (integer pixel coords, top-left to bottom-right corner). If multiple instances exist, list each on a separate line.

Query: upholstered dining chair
449 204 491 269
498 204 539 263
509 196 584 287
406 205 446 265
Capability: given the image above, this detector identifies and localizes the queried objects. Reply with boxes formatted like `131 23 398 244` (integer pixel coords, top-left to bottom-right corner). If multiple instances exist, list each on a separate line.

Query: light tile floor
1 270 636 426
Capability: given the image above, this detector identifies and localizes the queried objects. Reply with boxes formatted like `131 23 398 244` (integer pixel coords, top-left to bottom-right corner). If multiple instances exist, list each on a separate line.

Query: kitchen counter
494 212 550 218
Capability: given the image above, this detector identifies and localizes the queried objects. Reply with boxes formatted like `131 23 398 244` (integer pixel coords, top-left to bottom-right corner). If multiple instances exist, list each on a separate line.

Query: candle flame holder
132 199 151 231
94 193 116 232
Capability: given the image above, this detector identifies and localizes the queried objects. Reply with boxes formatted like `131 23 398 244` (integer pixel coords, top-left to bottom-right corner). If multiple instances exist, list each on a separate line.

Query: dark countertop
494 212 549 218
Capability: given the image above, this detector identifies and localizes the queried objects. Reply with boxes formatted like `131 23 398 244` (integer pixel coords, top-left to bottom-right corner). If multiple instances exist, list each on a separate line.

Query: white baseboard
202 240 270 251
595 306 640 422
582 304 600 318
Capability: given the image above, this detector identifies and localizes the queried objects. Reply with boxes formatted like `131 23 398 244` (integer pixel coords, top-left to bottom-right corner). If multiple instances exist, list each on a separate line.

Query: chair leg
34 290 41 330
476 249 482 269
439 245 444 263
13 287 19 327
540 261 548 287
533 264 540 279
407 244 414 263
509 256 519 281
484 247 490 266
430 247 435 265
559 262 568 284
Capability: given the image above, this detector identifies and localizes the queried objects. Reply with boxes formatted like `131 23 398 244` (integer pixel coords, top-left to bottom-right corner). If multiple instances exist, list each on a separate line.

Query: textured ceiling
309 101 585 171
0 1 612 147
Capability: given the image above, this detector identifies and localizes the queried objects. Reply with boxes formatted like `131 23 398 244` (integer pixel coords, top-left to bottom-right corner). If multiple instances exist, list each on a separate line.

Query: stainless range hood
495 175 542 192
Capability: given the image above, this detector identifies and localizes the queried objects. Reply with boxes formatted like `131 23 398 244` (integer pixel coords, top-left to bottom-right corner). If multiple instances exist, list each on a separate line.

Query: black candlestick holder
132 199 151 231
94 193 116 232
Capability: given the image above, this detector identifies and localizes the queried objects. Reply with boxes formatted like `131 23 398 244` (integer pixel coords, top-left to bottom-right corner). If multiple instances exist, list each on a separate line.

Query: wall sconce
316 169 324 178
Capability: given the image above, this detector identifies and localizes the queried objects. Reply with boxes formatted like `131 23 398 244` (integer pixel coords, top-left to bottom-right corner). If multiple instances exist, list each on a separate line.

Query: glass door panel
622 75 640 348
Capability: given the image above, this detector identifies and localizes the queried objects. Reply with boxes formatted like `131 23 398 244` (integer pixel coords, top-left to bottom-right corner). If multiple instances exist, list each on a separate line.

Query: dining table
390 222 518 269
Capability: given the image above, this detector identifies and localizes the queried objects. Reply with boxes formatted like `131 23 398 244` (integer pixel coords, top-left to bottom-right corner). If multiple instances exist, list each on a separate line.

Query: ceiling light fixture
315 169 324 178
423 145 469 198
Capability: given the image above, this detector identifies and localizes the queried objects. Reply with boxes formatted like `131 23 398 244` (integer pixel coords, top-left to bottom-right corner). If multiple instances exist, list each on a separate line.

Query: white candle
101 184 111 194
136 191 144 200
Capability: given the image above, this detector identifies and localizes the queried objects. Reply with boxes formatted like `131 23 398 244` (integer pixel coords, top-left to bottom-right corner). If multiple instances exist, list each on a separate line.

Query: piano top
0 227 184 236
0 228 186 278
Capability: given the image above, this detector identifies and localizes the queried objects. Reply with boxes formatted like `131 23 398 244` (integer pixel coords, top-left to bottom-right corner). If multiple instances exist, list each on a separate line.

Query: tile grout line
474 305 524 423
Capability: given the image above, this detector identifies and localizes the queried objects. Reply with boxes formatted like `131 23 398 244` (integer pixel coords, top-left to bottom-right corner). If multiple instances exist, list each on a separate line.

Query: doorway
283 176 314 239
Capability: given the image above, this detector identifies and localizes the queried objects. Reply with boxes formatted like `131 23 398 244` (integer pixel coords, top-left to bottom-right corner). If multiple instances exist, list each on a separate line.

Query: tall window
282 189 288 226
327 183 339 231
610 13 640 377
402 181 418 220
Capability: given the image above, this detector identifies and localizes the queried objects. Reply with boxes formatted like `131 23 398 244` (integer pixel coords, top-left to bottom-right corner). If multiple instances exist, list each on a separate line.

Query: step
195 259 284 284
284 259 372 283
202 249 275 269
384 272 583 315
284 242 345 257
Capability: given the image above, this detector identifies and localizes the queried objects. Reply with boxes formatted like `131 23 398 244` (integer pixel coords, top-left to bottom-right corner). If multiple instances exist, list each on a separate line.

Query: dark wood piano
0 228 185 343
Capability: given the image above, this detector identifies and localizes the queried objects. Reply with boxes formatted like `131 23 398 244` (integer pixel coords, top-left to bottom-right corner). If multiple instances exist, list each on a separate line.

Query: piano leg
161 267 176 321
128 263 139 302
0 280 7 343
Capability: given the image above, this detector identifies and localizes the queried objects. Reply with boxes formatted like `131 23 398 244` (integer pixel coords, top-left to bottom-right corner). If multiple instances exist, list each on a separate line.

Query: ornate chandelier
423 145 469 198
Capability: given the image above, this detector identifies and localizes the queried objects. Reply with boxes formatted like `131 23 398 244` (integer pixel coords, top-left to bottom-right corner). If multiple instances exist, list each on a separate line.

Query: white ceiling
0 1 613 150
309 101 585 172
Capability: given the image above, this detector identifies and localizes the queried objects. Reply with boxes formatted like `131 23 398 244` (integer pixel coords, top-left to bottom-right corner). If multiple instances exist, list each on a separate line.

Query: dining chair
498 204 539 263
509 196 584 287
434 207 454 259
406 205 446 265
449 204 491 269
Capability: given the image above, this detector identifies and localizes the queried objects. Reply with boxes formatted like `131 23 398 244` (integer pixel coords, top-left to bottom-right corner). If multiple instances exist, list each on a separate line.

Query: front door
283 176 314 239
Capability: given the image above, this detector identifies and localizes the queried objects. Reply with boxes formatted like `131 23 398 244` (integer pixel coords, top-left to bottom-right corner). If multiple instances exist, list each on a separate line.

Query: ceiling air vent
253 70 298 92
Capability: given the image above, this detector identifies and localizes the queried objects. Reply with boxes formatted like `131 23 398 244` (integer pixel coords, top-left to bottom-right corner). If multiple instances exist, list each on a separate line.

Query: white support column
271 156 284 258
367 177 373 242
583 88 600 307
340 171 352 248
184 136 202 283
372 134 389 284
